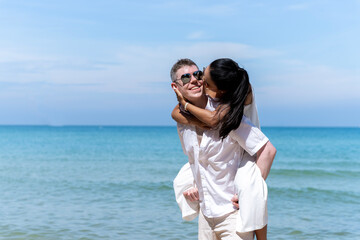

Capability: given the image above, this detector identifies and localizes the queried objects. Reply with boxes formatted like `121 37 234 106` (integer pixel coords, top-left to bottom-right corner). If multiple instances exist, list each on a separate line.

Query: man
171 59 276 240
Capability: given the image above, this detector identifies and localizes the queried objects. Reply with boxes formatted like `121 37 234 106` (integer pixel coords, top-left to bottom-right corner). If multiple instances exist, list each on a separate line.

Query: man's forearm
256 141 276 180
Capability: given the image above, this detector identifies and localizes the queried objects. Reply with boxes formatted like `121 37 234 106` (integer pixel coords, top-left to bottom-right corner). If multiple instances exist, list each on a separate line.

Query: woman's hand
173 87 187 106
231 194 239 209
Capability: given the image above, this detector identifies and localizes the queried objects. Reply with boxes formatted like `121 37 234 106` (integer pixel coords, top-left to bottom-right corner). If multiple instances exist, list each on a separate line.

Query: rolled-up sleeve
177 123 187 155
229 116 269 156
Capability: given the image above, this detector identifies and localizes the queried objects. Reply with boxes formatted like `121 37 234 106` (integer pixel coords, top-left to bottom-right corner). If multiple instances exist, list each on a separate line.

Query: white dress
173 91 268 232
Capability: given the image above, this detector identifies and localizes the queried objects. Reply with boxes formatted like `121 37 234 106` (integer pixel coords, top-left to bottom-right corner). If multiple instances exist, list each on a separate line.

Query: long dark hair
209 58 250 139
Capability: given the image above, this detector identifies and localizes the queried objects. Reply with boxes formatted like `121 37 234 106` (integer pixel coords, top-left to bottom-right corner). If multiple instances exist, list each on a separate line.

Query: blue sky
0 0 359 126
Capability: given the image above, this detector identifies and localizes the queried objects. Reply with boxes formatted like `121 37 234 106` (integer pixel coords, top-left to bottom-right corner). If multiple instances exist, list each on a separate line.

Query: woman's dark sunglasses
174 70 203 85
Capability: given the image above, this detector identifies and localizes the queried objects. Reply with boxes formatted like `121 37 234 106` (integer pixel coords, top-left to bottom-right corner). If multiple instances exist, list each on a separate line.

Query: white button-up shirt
177 98 269 218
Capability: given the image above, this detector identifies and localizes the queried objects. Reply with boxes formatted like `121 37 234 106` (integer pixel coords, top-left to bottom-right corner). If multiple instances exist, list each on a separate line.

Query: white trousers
198 210 254 240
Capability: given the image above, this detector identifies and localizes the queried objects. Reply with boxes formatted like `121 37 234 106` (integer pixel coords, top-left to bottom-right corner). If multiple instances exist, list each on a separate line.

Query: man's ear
171 82 178 90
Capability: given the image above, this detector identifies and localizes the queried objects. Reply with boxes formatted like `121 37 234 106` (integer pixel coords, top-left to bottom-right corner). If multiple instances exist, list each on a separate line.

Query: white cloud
3 41 359 111
256 60 360 107
0 48 119 86
285 3 310 11
110 42 281 93
0 42 281 96
197 4 238 16
0 49 54 63
155 1 239 17
187 31 206 40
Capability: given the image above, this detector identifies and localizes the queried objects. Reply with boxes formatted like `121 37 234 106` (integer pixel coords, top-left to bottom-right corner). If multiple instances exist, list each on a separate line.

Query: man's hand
231 194 239 209
183 187 199 202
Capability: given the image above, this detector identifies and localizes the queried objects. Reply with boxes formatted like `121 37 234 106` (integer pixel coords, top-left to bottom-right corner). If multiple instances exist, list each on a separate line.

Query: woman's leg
254 225 267 240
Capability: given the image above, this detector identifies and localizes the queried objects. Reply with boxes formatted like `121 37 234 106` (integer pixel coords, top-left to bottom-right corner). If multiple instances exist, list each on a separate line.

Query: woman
173 58 274 240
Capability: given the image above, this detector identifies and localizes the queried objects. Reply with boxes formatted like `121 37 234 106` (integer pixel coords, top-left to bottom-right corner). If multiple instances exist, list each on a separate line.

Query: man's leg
213 211 254 240
198 210 217 240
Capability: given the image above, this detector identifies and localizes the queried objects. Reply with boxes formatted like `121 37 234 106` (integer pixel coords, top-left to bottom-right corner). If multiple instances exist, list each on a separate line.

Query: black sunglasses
174 70 203 85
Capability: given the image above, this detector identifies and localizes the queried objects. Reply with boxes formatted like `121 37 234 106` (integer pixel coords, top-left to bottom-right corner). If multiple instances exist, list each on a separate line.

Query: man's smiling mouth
190 86 200 90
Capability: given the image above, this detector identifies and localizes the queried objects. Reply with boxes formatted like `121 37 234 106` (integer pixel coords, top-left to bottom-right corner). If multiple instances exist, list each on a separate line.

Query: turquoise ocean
0 126 359 240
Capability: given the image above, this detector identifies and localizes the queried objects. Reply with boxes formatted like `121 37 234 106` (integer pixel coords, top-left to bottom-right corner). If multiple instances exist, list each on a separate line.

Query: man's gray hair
170 58 198 82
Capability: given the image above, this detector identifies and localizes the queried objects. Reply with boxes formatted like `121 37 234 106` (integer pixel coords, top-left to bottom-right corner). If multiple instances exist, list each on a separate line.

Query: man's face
172 65 204 103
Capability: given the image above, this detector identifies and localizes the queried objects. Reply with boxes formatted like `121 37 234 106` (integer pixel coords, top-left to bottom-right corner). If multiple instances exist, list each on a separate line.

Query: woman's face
203 66 218 92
